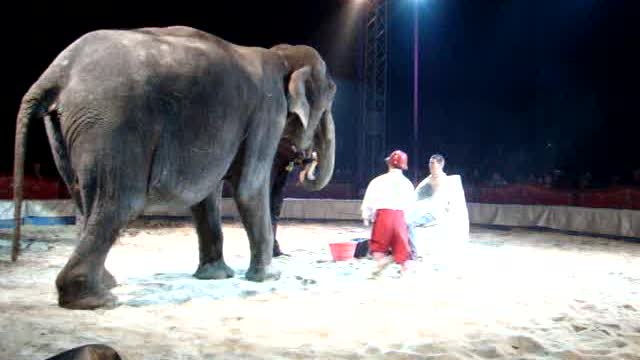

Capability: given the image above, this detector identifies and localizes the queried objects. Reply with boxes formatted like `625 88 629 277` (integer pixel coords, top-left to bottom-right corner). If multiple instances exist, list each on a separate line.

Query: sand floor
1 220 639 359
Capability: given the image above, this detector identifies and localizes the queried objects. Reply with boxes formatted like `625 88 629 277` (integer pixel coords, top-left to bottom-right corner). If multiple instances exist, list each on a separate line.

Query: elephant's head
272 44 337 191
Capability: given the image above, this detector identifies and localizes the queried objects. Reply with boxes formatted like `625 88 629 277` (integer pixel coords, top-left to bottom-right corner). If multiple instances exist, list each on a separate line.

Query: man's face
429 159 443 175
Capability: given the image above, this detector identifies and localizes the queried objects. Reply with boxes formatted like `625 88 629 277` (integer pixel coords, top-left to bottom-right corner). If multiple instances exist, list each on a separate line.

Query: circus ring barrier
0 176 639 239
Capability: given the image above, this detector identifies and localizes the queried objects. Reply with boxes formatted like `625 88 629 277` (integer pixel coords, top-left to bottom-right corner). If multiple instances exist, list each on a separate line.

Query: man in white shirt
361 150 416 275
406 154 449 257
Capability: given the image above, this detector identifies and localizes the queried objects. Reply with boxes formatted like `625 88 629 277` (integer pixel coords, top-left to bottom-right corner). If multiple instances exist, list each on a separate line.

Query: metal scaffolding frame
357 0 388 193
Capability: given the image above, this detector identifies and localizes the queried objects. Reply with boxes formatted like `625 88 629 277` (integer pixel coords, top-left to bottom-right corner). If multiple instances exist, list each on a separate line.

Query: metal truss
357 0 388 193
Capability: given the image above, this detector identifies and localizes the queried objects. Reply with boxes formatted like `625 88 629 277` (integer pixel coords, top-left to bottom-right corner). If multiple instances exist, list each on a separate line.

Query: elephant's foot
273 240 288 258
102 269 117 290
194 260 235 280
58 289 118 310
245 264 281 282
57 269 118 310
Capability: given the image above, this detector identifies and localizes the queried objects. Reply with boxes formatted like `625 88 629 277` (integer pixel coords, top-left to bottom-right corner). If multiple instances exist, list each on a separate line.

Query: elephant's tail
12 86 58 261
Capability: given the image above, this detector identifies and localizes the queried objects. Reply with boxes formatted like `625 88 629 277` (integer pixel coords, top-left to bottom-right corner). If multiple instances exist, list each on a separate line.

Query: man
270 140 317 257
406 154 448 258
361 150 415 275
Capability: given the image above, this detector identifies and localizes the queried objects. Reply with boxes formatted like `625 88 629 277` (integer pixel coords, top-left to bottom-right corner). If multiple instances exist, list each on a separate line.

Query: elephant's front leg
191 183 234 280
234 181 281 282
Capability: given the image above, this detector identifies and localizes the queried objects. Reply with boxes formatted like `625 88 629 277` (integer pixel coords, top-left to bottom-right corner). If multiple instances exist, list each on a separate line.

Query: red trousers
370 209 410 265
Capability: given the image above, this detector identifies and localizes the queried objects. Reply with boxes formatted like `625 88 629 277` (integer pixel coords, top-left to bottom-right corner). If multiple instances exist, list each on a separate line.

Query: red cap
385 150 408 170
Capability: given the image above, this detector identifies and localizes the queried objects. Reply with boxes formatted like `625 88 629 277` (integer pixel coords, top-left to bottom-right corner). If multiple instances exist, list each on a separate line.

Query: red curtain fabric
0 176 64 200
470 184 640 209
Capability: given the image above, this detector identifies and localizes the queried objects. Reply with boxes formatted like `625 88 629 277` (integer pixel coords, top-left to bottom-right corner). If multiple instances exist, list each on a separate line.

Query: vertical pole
412 1 420 184
358 2 368 196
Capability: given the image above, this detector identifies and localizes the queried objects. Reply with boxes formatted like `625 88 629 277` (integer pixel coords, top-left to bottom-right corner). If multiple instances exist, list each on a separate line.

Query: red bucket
329 241 357 261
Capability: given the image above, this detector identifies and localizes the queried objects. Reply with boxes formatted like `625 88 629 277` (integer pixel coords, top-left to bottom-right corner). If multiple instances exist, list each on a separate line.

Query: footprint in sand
578 347 613 356
597 338 628 349
239 290 258 298
598 322 622 331
295 275 317 286
553 349 584 360
411 343 451 356
552 314 569 322
382 350 427 359
498 335 548 356
361 345 382 356
471 344 501 359
622 304 637 312
613 352 640 360
571 323 589 333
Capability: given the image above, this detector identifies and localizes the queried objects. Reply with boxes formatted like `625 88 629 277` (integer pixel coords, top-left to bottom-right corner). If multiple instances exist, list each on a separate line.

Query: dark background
2 0 638 191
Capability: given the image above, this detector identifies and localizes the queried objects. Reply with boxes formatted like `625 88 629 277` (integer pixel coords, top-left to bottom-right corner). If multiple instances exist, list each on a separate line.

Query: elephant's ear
288 66 312 129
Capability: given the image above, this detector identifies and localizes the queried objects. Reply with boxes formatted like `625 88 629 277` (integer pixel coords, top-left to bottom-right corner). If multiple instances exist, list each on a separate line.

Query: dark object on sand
352 238 370 258
44 344 122 360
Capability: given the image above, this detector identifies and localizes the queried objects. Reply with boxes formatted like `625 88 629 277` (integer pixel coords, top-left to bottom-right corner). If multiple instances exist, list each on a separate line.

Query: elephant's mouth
279 138 317 185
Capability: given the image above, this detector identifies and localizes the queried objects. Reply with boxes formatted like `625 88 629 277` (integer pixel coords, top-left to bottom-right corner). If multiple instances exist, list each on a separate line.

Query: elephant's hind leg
191 183 234 280
56 200 137 310
56 144 147 309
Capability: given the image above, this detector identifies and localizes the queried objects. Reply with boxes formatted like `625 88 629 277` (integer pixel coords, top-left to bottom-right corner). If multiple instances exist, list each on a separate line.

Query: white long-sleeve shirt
361 169 416 221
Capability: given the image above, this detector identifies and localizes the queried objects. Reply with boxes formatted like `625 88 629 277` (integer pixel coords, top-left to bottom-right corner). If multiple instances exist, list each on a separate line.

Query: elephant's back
35 26 266 106
53 27 255 127
45 27 269 113
60 28 235 84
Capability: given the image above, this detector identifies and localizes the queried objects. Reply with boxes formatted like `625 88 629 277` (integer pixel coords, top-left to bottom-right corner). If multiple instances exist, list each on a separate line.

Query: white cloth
361 169 415 221
416 173 447 198
447 175 470 241
408 174 470 242
409 172 450 222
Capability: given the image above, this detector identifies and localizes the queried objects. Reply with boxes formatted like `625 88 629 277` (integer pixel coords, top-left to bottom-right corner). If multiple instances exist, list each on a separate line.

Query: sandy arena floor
1 220 639 359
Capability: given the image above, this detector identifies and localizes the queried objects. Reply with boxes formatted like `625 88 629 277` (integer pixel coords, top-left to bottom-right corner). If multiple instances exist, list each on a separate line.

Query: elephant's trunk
301 111 335 191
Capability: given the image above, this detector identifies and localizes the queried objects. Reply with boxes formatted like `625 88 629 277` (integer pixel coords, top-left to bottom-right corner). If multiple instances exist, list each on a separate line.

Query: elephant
12 26 336 310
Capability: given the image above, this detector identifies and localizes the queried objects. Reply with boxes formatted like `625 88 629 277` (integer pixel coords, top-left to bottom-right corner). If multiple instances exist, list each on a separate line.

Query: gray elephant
12 26 336 310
